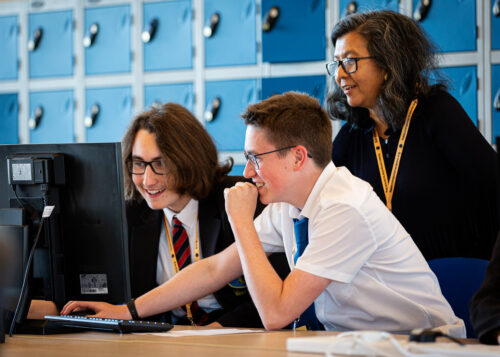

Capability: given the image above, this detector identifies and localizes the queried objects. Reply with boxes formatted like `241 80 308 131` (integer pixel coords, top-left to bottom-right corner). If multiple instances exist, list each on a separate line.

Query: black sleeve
332 123 354 168
426 91 499 258
470 234 500 344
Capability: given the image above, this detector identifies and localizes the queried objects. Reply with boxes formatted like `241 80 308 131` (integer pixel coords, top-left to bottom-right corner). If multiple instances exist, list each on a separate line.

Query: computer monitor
0 142 131 328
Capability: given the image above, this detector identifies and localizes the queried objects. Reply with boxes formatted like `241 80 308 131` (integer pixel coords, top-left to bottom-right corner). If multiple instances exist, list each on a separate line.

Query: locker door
0 93 18 144
205 79 257 151
28 10 73 78
440 66 478 126
143 0 192 71
262 75 326 105
339 0 399 17
85 86 132 143
413 0 476 52
144 83 194 113
0 16 18 80
84 5 131 75
29 90 74 143
492 0 500 50
492 65 500 139
204 0 256 67
230 164 245 176
262 0 325 63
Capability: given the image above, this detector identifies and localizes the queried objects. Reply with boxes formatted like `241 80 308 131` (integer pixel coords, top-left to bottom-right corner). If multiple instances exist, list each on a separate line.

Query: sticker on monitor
80 274 109 294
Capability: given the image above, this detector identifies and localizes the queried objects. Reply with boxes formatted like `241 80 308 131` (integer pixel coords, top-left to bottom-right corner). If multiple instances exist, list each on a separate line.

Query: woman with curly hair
326 10 498 260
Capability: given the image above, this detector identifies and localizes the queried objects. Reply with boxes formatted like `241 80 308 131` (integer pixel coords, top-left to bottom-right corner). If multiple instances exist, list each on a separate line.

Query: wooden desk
0 326 334 357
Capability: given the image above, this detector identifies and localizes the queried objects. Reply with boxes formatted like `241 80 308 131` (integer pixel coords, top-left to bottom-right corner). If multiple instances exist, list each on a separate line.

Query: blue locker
143 1 192 71
413 0 476 52
28 10 73 78
205 79 257 151
0 16 18 80
84 5 131 75
0 93 18 144
204 0 256 67
492 65 500 140
493 0 500 50
440 66 477 126
230 164 245 176
339 0 398 17
262 0 325 63
85 86 132 143
262 75 326 105
29 90 74 143
144 83 194 112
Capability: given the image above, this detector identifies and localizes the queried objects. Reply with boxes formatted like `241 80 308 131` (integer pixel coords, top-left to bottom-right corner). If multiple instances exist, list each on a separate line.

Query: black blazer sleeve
470 233 500 344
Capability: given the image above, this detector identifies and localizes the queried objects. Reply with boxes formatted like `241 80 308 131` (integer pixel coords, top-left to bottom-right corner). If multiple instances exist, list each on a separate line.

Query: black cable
8 214 47 337
8 185 51 337
12 184 26 210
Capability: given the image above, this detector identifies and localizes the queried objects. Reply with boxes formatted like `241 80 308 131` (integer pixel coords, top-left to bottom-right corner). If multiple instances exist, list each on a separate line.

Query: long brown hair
122 103 232 201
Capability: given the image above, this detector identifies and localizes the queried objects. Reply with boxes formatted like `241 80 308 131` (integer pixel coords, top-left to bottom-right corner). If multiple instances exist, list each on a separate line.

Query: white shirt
255 162 465 337
157 199 222 319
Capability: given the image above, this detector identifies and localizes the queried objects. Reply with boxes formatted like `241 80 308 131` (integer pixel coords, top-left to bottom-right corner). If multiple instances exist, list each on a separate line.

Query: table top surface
0 325 335 357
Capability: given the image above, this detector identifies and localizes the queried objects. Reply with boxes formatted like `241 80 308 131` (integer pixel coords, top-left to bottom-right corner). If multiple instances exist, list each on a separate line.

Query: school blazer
126 175 289 327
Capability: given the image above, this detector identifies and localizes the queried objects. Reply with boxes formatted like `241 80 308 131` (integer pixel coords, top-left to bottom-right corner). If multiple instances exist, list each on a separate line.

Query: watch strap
126 298 140 320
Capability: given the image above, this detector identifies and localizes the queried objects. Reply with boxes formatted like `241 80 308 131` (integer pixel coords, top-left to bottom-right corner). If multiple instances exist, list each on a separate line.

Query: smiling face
243 125 294 205
131 129 191 212
334 31 386 112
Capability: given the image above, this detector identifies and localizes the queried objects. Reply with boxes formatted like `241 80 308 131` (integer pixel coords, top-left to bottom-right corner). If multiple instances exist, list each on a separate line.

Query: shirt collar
288 162 336 221
163 199 199 230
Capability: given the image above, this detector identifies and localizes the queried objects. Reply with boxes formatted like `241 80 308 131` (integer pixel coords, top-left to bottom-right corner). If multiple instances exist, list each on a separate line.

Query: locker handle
83 23 99 48
142 17 159 43
28 27 43 52
494 89 500 112
84 104 100 128
494 0 500 17
413 0 432 22
29 106 43 130
204 97 221 122
342 1 357 18
203 12 220 38
262 6 280 32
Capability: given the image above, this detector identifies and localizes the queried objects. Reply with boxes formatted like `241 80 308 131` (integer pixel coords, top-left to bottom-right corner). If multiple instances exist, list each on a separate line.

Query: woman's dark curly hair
326 10 447 129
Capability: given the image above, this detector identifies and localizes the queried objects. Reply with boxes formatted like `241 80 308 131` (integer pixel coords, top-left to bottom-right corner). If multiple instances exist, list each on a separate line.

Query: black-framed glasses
245 145 312 169
127 159 166 175
326 56 375 76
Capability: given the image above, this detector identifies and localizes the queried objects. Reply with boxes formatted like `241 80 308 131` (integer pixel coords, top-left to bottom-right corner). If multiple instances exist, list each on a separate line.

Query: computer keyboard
44 315 174 334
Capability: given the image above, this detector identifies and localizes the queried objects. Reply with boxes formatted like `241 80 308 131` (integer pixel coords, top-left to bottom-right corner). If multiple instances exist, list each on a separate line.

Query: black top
332 88 498 260
126 175 290 327
470 232 500 344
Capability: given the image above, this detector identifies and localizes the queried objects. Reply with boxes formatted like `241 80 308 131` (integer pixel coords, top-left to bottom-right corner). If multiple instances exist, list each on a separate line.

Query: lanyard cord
372 98 418 211
163 214 200 325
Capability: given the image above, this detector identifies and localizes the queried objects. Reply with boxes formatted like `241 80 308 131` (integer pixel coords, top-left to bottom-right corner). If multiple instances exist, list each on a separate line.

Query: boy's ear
293 145 309 171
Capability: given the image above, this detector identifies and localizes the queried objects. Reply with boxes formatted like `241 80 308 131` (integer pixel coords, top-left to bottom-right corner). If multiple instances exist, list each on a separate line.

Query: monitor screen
0 142 131 321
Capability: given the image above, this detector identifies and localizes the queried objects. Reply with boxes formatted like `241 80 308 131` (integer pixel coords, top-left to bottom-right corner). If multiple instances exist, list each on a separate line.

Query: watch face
12 163 32 181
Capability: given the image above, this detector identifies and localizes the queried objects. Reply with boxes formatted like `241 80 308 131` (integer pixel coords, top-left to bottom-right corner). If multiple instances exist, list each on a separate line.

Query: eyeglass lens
129 159 165 175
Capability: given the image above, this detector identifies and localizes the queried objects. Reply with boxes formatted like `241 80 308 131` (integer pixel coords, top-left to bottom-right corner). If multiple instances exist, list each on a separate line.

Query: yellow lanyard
372 99 418 211
163 214 200 325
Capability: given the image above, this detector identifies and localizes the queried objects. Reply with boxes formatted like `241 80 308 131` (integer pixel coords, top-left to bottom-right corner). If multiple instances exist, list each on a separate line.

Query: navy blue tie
293 217 323 330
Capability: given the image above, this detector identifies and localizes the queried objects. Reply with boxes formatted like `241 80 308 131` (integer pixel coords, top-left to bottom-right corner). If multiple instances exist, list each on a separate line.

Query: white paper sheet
147 328 265 337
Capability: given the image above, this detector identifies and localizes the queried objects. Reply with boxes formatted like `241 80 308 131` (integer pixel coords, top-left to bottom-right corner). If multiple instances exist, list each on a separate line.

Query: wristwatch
126 298 140 320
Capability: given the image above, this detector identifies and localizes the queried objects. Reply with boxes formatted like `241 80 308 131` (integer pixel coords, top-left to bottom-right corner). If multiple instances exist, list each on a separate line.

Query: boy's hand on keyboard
60 301 131 320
